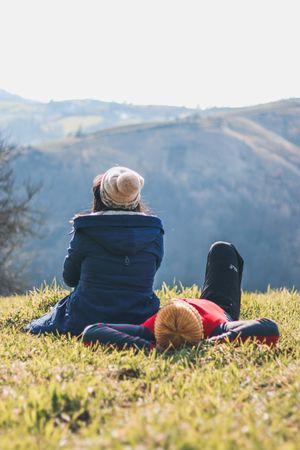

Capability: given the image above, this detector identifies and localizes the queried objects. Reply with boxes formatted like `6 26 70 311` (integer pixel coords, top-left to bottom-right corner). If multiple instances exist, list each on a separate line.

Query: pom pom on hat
99 166 144 209
154 299 204 350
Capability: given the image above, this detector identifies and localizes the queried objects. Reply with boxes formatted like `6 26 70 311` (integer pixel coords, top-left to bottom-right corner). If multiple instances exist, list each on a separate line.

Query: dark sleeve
82 323 155 350
63 231 84 287
208 318 280 346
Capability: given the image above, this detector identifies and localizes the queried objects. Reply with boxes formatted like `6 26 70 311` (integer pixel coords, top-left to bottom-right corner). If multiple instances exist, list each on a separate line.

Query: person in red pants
82 242 280 350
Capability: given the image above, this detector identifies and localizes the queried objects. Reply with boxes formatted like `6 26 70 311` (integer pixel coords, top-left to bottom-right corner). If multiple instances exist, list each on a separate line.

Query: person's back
63 211 164 330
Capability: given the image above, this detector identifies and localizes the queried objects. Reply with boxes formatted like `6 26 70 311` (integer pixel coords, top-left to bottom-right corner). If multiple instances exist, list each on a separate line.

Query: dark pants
200 242 244 320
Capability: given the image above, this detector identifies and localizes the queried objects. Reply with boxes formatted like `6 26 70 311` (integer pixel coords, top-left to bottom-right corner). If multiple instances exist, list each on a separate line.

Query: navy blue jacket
25 212 164 335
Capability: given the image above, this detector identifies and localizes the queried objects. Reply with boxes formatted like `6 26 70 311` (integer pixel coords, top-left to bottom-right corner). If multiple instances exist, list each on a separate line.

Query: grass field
0 284 299 450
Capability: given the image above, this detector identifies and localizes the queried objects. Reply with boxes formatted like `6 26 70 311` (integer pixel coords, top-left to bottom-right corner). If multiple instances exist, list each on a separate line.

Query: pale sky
0 0 299 108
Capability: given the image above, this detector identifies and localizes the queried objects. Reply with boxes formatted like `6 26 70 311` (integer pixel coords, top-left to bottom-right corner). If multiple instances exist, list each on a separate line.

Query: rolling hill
12 98 300 291
0 89 195 145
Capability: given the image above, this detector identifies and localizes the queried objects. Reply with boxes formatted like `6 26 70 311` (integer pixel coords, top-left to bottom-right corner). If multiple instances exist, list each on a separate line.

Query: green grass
0 284 299 450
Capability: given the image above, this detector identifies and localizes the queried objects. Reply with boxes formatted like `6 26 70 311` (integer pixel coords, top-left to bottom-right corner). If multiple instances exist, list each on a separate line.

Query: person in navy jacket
25 166 164 336
82 242 280 350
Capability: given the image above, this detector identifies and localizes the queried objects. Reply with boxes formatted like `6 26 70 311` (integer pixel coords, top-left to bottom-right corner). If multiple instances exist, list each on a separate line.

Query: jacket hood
72 213 164 256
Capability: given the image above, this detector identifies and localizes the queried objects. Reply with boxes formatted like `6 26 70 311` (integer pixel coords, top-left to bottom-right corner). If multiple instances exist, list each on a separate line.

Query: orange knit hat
154 299 204 350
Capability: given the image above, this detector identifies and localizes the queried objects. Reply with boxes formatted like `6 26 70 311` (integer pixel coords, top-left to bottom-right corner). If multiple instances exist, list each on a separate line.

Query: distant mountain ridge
0 89 197 145
0 89 34 102
10 97 300 291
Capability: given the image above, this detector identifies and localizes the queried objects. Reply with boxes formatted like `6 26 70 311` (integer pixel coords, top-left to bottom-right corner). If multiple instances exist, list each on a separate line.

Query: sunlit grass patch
0 285 299 449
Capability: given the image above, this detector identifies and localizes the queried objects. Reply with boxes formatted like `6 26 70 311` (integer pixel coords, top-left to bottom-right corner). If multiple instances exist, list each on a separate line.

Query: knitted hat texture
99 166 144 209
154 299 204 350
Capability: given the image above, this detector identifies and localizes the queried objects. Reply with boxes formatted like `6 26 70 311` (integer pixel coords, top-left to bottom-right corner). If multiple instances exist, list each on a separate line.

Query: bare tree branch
0 136 42 294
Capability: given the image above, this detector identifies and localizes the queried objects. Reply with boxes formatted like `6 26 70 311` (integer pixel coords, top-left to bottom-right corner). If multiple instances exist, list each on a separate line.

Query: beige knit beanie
99 166 144 210
154 299 204 350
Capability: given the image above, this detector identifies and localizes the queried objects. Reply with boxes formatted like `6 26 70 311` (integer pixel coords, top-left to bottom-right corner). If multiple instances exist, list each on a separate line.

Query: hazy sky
1 0 299 108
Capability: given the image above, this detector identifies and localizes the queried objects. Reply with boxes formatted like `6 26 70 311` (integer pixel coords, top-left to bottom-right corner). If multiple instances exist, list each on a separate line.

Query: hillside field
12 98 300 292
0 285 300 450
